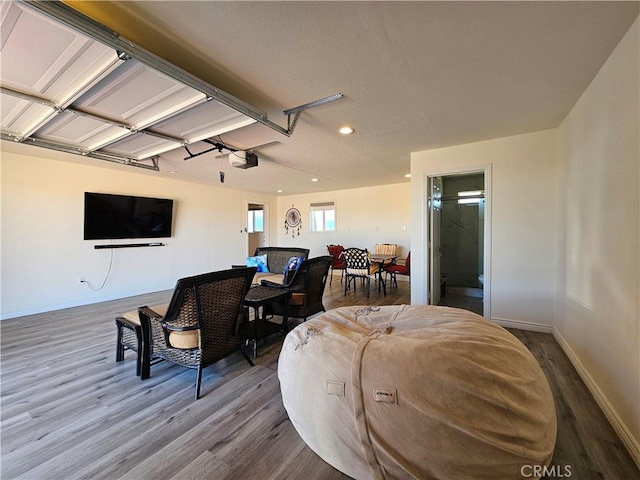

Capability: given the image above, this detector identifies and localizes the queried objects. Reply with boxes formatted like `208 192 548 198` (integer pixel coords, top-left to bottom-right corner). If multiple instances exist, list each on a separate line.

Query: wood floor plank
1 278 637 479
66 366 273 480
116 372 282 480
168 450 232 480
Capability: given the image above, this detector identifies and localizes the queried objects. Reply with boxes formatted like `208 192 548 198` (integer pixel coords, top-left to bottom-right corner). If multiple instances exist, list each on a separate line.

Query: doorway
247 203 269 256
427 170 490 316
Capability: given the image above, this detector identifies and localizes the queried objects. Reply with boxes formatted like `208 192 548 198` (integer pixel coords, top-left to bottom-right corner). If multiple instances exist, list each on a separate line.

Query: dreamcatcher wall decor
284 205 302 237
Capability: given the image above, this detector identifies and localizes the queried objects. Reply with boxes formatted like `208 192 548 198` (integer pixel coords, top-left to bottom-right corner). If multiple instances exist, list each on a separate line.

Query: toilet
478 274 484 286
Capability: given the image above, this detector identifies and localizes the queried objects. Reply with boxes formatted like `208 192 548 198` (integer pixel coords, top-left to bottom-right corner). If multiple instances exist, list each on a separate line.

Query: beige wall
275 183 411 259
410 129 559 329
0 146 277 319
556 17 639 459
410 16 640 463
0 146 409 319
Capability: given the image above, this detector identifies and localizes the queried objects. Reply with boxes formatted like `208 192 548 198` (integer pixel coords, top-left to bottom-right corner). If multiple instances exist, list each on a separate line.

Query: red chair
327 244 346 285
386 252 410 288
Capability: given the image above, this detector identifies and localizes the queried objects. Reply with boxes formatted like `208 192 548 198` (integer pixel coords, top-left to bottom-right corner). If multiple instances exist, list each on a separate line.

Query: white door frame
424 164 492 318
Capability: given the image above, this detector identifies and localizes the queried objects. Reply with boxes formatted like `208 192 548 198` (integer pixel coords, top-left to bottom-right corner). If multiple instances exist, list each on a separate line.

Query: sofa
248 247 310 285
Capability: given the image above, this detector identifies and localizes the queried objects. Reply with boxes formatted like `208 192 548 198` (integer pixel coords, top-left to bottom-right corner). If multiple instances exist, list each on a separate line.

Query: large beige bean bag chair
278 305 556 480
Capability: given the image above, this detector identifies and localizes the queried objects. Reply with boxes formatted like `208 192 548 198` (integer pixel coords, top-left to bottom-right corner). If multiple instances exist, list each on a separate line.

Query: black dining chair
342 247 376 298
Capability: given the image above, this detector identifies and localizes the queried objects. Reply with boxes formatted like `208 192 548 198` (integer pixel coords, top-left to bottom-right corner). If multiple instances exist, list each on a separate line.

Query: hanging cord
82 247 114 291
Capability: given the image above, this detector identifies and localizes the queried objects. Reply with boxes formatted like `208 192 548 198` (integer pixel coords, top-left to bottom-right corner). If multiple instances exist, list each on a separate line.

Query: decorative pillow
246 254 268 273
284 256 304 274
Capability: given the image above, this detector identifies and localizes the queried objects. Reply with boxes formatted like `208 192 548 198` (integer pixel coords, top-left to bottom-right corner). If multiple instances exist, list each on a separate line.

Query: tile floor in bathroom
438 293 484 316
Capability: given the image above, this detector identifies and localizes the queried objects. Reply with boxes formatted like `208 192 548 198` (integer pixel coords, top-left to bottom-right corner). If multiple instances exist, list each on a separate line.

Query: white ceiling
2 1 638 195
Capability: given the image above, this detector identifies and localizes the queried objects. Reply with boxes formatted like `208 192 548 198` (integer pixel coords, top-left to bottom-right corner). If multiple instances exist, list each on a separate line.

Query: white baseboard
491 318 640 468
553 328 640 469
491 316 554 334
0 286 172 321
1 298 106 321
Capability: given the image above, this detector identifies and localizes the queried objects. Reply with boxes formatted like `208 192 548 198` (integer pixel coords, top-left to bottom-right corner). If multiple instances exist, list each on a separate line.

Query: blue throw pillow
284 256 304 274
247 254 268 273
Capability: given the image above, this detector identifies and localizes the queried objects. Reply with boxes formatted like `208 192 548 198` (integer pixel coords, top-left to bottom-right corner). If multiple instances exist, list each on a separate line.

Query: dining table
368 253 398 295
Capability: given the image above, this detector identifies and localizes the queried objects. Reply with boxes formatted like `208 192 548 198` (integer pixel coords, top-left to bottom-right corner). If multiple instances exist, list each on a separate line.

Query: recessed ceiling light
311 178 319 182
404 173 411 178
338 126 354 135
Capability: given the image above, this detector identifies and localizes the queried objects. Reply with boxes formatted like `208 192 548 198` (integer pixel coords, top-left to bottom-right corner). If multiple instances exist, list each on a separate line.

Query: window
310 201 336 232
247 209 264 233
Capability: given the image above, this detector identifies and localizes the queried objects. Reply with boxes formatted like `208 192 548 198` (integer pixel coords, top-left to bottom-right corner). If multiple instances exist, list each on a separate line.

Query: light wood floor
1 277 638 479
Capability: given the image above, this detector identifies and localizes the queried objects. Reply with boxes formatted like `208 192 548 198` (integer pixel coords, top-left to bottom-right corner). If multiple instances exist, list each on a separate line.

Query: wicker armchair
117 267 256 399
263 256 332 322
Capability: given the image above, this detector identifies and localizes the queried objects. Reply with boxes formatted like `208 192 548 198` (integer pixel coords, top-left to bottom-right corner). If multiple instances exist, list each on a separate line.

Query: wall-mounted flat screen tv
84 192 174 240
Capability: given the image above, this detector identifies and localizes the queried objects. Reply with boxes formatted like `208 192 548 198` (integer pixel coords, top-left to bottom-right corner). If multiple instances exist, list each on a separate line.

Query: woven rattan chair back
265 256 332 321
375 243 398 256
303 256 332 311
139 267 256 399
